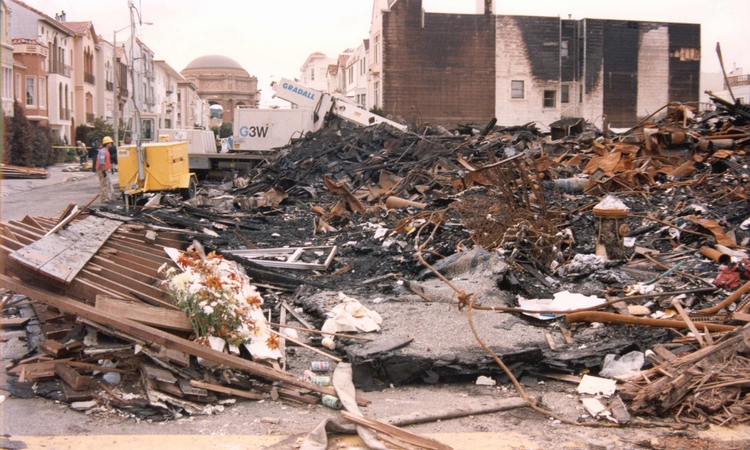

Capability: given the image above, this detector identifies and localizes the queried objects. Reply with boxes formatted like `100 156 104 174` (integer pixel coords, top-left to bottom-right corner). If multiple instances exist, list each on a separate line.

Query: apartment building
1 0 14 117
9 0 75 141
12 37 48 125
368 0 700 129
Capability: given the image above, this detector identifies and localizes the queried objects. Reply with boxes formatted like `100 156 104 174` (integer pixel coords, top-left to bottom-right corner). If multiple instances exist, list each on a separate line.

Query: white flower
203 305 214 314
169 272 192 292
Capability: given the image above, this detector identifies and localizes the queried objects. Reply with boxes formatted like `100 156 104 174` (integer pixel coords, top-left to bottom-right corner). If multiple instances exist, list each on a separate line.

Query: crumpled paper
321 292 382 334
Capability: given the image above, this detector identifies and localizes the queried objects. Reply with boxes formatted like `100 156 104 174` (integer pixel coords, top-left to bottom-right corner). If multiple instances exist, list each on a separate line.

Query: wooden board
54 363 92 391
10 216 122 283
95 296 191 332
0 317 30 329
0 274 365 403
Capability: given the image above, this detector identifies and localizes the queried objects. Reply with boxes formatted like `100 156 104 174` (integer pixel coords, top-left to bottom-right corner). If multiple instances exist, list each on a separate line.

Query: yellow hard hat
102 136 113 145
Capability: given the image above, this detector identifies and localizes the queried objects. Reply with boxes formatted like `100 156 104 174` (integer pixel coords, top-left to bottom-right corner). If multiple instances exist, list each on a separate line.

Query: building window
310 68 315 81
543 90 556 108
561 40 569 58
561 85 569 104
2 68 12 101
25 76 36 106
374 81 380 108
511 80 524 99
38 78 46 108
15 73 21 101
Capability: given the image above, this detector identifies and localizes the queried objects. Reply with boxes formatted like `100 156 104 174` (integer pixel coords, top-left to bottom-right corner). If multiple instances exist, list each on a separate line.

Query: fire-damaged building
372 0 700 129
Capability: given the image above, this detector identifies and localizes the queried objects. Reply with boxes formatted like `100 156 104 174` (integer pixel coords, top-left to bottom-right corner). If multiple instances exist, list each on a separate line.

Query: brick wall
668 23 700 104
382 0 495 128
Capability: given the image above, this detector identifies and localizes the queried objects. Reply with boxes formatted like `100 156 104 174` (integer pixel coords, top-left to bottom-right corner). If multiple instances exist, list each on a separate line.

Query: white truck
231 78 407 155
139 79 407 173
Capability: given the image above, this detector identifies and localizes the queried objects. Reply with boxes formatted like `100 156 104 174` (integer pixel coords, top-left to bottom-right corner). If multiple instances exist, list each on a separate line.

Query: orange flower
246 295 262 309
203 275 223 291
207 251 224 261
266 334 280 350
176 253 194 268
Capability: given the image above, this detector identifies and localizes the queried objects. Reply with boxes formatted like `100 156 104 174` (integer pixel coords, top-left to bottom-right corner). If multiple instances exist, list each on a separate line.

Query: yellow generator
117 141 198 206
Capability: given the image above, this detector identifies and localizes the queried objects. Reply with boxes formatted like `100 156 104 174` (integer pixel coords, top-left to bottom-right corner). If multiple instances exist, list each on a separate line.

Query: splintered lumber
1 317 30 329
341 410 453 450
38 339 82 358
141 363 178 383
10 215 122 283
54 363 92 391
10 358 74 380
95 296 192 332
61 382 94 403
0 273 367 404
622 326 750 424
190 380 266 400
0 164 50 179
384 397 530 426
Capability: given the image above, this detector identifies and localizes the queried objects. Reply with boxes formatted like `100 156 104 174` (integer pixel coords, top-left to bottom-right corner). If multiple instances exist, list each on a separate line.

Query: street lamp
112 21 152 145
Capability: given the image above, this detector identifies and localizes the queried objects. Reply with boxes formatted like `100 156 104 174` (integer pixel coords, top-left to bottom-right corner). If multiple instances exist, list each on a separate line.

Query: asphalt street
1 163 120 222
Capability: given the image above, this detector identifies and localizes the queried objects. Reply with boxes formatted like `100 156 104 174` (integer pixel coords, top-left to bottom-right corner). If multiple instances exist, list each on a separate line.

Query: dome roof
184 55 244 70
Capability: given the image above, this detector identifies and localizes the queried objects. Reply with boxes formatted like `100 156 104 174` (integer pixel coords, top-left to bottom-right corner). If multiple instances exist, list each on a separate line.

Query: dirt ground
2 164 750 449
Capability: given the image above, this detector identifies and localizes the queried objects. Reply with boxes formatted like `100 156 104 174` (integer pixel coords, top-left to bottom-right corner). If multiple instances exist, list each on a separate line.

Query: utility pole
128 0 145 181
112 30 120 145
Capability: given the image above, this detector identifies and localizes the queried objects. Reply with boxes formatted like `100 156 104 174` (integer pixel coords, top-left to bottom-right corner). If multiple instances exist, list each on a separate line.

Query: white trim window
511 80 524 99
25 76 36 106
38 77 46 108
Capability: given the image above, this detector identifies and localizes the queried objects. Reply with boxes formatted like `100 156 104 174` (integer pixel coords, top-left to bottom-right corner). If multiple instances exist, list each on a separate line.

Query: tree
30 125 51 167
77 117 115 147
211 121 233 139
3 101 34 167
219 121 233 138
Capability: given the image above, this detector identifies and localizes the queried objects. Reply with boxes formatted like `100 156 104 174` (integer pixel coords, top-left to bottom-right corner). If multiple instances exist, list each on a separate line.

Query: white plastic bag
599 351 644 380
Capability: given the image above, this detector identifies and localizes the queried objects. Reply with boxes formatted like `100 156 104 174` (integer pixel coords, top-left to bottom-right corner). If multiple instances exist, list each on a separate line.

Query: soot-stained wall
381 0 496 128
378 1 698 129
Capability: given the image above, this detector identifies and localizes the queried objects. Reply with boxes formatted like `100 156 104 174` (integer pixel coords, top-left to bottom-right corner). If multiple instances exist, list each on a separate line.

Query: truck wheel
181 179 197 200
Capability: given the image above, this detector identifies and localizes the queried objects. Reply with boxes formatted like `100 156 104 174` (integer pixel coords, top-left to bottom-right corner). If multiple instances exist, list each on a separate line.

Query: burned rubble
2 95 750 441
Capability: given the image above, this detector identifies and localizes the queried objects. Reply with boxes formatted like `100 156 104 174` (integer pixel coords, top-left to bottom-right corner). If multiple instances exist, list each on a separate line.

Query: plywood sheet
10 216 122 283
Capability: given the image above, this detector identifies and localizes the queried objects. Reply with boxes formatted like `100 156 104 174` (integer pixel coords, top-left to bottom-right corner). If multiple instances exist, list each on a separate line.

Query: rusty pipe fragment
385 196 427 209
699 246 731 265
697 279 750 315
565 311 736 332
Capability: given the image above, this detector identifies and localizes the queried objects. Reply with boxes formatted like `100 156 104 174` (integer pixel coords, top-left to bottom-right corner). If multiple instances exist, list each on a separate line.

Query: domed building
181 55 259 122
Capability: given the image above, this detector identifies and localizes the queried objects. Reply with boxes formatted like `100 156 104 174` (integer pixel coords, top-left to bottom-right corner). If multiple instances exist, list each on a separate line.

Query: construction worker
96 137 117 202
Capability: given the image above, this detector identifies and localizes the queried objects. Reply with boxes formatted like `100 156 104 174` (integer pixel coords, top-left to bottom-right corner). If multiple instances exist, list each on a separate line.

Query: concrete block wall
495 16 560 126
637 25 670 121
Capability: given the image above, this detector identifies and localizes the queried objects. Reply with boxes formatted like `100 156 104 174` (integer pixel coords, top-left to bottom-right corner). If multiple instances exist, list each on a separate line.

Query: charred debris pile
2 96 750 430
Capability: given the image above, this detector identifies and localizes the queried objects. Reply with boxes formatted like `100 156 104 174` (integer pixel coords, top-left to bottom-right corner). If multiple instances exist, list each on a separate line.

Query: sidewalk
0 163 120 222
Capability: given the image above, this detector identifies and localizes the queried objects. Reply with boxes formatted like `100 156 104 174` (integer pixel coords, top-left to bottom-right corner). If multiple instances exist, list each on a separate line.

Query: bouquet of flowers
159 246 280 360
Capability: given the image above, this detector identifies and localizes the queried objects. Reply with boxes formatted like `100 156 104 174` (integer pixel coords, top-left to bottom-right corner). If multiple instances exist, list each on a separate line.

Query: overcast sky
22 0 750 106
